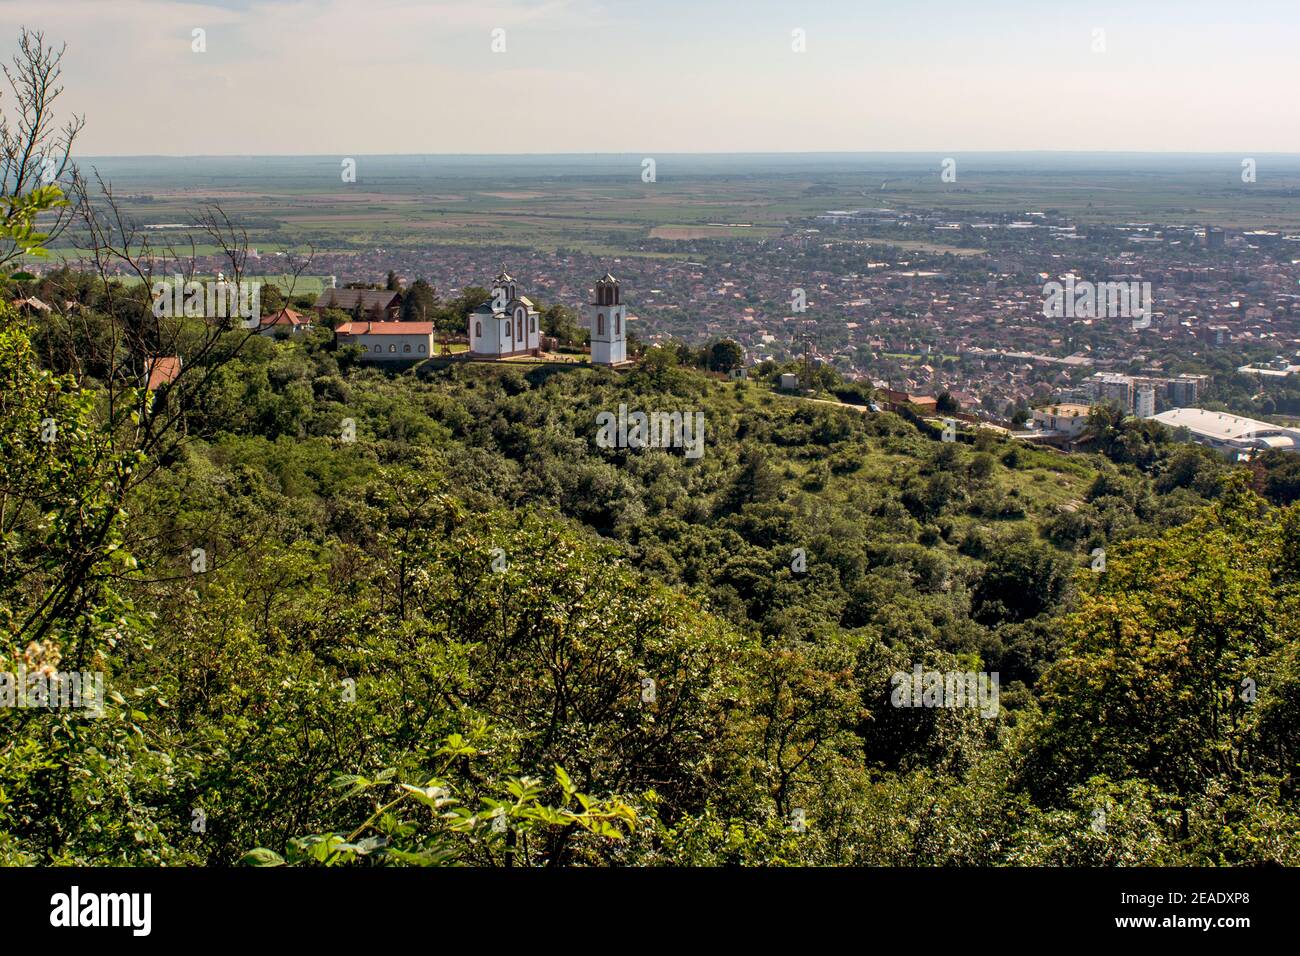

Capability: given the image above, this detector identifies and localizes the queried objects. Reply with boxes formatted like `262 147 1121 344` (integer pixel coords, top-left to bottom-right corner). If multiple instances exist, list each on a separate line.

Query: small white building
779 373 800 391
469 270 541 358
336 321 434 361
585 273 627 366
1031 403 1091 439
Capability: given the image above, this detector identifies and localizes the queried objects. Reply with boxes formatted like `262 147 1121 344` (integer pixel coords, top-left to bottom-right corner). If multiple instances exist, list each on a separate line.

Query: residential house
314 288 401 321
1031 403 1091 439
258 308 313 335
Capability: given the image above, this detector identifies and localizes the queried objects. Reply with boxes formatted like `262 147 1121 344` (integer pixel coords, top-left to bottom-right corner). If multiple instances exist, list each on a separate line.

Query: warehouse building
1150 407 1300 459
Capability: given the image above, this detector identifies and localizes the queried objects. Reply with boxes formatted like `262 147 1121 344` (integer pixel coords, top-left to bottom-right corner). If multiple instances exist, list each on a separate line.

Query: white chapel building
469 270 542 358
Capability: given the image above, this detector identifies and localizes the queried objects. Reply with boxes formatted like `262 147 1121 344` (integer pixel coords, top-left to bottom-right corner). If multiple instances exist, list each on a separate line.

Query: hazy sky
4 0 1298 156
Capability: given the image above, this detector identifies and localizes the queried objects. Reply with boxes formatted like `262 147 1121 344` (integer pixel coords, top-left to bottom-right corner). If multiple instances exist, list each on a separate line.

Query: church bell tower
586 272 626 365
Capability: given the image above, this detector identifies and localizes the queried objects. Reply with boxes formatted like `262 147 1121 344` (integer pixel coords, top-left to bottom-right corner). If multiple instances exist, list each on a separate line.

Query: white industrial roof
1151 407 1290 442
1256 434 1299 449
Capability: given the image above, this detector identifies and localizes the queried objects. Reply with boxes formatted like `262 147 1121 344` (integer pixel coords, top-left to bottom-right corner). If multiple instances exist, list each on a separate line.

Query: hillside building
336 321 433 361
469 270 541 358
585 273 627 366
1031 403 1091 439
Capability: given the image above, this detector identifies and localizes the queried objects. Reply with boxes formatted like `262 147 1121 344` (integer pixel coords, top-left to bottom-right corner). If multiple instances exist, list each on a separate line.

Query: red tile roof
260 308 308 327
335 322 435 335
145 356 182 391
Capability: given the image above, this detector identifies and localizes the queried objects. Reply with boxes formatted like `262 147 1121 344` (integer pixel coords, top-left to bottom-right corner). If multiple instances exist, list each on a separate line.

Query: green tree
1021 479 1284 810
400 277 436 323
706 339 744 372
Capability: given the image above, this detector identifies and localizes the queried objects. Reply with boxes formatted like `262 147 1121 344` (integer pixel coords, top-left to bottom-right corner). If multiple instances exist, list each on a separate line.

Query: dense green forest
4 284 1300 866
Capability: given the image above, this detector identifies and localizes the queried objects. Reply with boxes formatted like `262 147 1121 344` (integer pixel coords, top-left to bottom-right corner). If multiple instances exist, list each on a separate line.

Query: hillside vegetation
4 303 1300 867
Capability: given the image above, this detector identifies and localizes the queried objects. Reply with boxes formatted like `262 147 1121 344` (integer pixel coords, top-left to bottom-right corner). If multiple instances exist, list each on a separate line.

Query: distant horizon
68 151 1300 186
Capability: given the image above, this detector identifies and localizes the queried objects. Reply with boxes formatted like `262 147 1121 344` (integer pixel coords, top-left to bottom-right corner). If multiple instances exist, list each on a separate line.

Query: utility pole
794 320 815 390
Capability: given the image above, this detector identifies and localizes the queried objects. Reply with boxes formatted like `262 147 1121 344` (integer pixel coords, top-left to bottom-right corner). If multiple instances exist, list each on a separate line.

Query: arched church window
475 321 481 337
597 314 604 335
615 313 621 334
404 344 411 353
389 344 396 353
529 316 536 332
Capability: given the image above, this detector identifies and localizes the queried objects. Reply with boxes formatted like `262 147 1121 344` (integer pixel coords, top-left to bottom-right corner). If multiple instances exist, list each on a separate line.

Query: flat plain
43 152 1300 263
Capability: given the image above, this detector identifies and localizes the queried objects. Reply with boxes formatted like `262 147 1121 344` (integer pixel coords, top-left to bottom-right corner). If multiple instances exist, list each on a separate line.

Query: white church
467 269 628 366
468 270 542 358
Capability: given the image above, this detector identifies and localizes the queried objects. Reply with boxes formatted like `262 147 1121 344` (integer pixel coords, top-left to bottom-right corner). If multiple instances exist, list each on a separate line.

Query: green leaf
239 848 286 867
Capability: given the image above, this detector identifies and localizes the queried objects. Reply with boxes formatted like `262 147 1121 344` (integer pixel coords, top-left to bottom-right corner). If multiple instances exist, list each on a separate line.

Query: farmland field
111 273 338 295
41 152 1300 263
